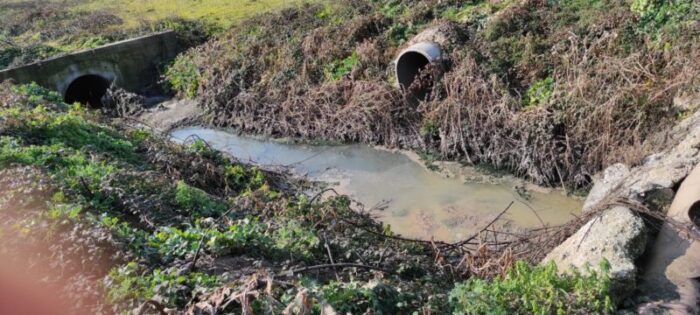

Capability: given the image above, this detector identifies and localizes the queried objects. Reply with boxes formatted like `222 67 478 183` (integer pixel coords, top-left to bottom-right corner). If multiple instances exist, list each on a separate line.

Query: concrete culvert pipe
691 201 700 229
64 74 112 109
640 163 700 308
395 42 442 90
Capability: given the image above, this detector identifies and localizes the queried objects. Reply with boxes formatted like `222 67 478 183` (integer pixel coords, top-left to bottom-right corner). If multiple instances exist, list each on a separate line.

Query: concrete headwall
0 31 179 95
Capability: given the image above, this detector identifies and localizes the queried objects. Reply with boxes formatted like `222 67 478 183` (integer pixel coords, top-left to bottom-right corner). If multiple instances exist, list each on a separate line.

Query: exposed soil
136 98 203 131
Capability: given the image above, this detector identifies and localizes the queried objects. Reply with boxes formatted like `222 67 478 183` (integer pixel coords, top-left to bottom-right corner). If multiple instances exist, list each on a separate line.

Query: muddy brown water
172 127 582 242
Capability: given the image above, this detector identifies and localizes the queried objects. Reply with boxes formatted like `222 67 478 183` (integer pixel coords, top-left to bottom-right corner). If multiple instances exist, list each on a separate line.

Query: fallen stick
289 263 390 274
443 201 515 251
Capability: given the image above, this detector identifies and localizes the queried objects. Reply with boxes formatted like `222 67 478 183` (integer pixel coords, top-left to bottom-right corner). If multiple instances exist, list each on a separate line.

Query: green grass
0 0 321 70
72 0 313 29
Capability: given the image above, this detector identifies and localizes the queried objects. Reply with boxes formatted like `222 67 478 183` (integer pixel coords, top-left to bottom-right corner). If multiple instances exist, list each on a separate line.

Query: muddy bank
134 97 202 131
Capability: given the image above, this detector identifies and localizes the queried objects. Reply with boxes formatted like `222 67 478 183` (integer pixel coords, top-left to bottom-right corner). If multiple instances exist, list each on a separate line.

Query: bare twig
289 263 390 274
189 236 206 273
445 201 515 250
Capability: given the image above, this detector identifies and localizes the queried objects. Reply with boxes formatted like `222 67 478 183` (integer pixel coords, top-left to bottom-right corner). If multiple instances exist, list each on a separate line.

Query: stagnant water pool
172 127 582 242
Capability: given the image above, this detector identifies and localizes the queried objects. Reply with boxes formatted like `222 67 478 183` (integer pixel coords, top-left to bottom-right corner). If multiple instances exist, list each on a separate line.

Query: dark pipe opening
690 201 700 229
397 51 430 89
64 75 111 108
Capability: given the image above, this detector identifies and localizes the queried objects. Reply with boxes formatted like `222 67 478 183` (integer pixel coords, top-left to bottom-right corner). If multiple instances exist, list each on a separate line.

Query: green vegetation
523 77 554 108
442 0 513 25
164 54 200 98
0 83 616 313
174 181 228 217
73 0 310 29
324 51 359 81
0 0 311 70
631 0 699 37
450 261 614 314
310 280 404 314
168 0 699 189
106 262 220 308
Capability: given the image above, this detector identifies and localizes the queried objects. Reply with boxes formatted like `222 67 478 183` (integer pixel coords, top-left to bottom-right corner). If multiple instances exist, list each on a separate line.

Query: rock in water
543 206 648 301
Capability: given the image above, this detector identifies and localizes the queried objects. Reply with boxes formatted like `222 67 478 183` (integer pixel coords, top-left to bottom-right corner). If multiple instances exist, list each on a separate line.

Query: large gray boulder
543 206 648 301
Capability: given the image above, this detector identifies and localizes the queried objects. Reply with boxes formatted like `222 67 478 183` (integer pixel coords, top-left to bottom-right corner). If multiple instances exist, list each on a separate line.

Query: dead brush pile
171 0 700 189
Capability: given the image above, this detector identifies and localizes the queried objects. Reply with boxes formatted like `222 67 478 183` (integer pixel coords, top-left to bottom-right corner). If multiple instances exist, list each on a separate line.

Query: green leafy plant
174 180 228 217
316 4 345 26
10 83 66 108
0 102 138 161
273 220 320 260
420 120 438 138
631 0 698 39
523 77 554 108
449 260 614 315
380 0 408 18
165 54 200 98
206 218 272 255
310 281 402 315
324 51 359 81
387 23 418 46
224 164 266 193
106 262 220 308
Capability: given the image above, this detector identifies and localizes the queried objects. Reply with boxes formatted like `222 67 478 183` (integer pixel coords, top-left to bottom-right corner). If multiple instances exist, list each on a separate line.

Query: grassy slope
0 0 313 69
73 0 310 29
